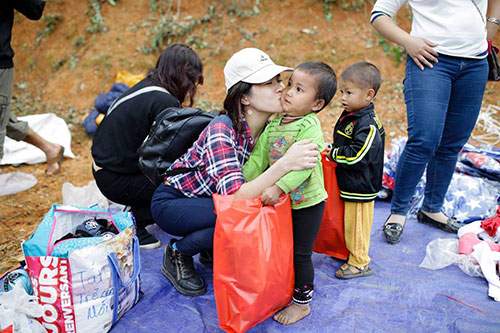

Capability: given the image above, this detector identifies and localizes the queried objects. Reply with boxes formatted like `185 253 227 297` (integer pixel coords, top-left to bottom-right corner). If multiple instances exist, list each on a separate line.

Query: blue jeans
391 55 488 215
151 184 215 256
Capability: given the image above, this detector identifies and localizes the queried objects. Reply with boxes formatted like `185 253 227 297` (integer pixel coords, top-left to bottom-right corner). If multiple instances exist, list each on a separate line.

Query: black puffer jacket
0 0 45 69
330 103 385 202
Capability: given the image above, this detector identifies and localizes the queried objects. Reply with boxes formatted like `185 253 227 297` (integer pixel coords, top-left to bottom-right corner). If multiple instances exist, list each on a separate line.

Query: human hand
261 185 283 206
403 37 438 70
325 143 333 157
280 140 319 171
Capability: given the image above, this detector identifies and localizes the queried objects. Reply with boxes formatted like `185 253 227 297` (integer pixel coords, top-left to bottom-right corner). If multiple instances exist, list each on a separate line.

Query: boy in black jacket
329 62 385 279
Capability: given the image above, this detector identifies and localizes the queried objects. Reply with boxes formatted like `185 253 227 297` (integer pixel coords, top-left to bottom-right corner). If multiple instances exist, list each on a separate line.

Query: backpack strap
106 86 171 116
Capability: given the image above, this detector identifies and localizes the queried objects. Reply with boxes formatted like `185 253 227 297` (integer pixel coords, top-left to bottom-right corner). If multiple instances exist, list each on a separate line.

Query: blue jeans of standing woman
391 54 488 216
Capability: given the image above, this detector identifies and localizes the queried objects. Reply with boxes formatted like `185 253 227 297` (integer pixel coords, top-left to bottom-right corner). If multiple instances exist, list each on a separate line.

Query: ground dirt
1 0 498 273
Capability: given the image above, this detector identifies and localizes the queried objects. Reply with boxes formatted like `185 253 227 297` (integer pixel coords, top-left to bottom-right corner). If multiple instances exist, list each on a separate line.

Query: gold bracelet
487 17 500 26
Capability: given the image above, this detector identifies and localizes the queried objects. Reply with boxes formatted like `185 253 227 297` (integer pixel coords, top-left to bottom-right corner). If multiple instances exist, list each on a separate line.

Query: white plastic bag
0 283 47 333
419 238 483 277
62 180 125 212
0 172 37 196
62 180 109 208
471 242 500 301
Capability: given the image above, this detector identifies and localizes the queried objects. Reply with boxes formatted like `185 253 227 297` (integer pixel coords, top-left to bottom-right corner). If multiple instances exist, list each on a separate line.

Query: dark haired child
243 62 337 325
329 61 385 279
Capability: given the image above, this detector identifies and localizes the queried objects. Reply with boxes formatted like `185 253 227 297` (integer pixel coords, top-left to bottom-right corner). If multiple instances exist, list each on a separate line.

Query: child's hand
261 185 284 206
325 143 333 156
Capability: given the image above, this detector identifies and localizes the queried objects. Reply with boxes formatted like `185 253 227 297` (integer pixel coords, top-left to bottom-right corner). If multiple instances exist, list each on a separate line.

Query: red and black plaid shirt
166 115 254 197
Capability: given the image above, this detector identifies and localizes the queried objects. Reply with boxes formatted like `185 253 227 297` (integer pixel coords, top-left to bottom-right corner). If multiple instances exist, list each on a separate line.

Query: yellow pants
344 201 374 268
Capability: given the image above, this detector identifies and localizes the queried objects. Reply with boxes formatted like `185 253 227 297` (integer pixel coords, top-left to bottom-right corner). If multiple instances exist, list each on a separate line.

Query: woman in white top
370 0 499 244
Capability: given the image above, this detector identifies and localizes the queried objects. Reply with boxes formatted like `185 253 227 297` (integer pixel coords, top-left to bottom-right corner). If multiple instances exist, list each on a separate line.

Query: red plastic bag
313 153 348 259
213 194 294 333
0 325 13 333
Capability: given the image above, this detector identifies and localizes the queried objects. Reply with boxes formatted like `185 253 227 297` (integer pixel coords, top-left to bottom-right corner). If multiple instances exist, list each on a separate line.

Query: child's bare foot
273 303 310 325
45 144 64 175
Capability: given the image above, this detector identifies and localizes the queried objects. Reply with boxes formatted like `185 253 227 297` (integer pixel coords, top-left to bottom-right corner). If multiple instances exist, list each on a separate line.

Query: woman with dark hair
371 0 499 243
91 44 204 249
151 48 320 296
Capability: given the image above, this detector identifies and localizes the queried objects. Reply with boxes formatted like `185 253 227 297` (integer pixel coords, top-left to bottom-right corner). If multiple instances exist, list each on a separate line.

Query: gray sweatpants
0 67 29 160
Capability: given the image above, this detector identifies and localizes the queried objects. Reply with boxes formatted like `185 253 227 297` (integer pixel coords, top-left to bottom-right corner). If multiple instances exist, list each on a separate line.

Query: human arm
261 185 284 206
233 140 319 200
487 0 500 41
371 1 438 70
204 118 318 198
330 124 379 171
14 0 46 20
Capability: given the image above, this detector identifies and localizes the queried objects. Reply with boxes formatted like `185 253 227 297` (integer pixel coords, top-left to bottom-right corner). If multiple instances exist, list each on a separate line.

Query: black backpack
138 107 216 186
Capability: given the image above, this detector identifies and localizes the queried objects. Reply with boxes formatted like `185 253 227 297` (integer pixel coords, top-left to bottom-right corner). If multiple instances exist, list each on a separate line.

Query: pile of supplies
420 208 500 301
0 268 45 333
380 138 499 222
82 71 144 136
1 203 141 333
82 83 128 136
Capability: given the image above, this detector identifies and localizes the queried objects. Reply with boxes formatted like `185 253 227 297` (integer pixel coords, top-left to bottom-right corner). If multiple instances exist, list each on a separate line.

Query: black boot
161 240 206 296
199 249 213 268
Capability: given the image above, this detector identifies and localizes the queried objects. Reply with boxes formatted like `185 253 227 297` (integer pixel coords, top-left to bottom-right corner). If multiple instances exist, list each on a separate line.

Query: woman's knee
434 141 465 159
405 134 440 160
151 186 179 225
150 198 176 232
151 191 216 236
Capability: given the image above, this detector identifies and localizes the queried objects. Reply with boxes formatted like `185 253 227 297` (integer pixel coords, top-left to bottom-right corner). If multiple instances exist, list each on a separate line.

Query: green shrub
35 14 62 45
141 5 216 54
322 0 371 20
378 37 405 65
87 0 119 33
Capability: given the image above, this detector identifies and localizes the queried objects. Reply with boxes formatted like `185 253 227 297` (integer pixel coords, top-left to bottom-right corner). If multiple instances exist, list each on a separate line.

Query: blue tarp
113 202 500 332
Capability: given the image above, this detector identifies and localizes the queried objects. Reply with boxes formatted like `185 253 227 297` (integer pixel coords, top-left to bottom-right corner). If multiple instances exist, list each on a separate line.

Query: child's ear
366 89 376 101
312 99 325 112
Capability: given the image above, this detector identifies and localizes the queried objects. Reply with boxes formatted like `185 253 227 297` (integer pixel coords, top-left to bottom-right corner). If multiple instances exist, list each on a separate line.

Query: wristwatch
487 17 500 26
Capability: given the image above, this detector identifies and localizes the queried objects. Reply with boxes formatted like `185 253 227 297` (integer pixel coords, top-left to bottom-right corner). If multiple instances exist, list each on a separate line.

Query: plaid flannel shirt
166 115 254 197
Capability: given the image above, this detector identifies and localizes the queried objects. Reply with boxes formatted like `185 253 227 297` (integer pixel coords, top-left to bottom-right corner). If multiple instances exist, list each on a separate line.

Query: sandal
335 263 373 280
417 210 462 233
383 215 405 244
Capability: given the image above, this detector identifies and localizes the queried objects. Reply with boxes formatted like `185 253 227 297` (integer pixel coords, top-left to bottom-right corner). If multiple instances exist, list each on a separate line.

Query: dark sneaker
199 249 213 267
137 227 161 249
161 240 206 296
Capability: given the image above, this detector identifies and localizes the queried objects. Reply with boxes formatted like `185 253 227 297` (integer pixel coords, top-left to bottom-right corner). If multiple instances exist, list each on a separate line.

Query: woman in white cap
151 48 319 296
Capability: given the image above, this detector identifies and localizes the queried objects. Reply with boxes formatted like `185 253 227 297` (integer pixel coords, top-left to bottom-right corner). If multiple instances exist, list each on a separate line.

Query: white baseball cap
223 48 292 92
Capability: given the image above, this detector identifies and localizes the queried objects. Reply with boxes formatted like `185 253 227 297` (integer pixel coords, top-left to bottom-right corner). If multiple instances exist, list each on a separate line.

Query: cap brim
242 63 292 85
